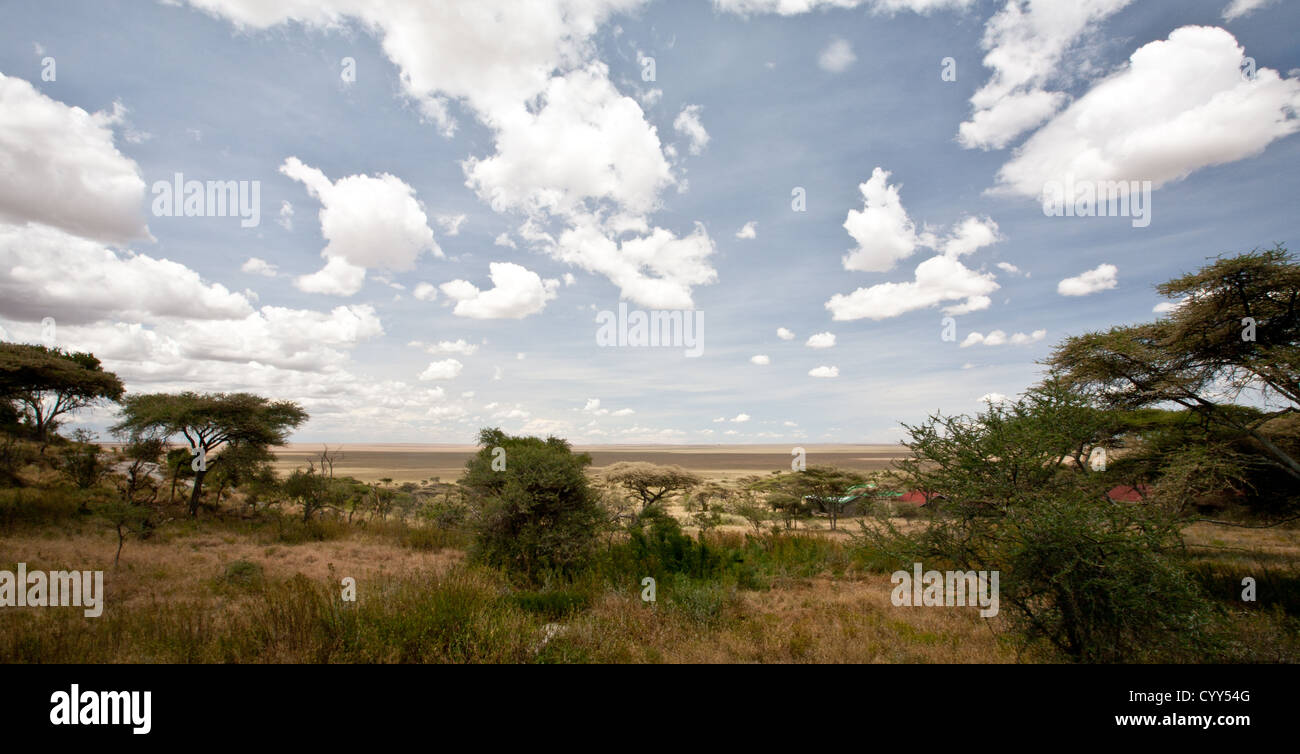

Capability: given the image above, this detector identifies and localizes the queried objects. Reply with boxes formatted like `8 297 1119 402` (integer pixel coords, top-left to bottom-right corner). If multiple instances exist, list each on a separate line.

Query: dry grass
550 578 1016 663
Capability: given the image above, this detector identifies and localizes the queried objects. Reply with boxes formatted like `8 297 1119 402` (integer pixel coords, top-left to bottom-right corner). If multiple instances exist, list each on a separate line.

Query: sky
1 0 1298 444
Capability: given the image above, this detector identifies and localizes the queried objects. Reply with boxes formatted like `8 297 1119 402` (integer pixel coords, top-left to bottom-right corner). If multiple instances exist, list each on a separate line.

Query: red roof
1106 484 1149 502
898 490 939 504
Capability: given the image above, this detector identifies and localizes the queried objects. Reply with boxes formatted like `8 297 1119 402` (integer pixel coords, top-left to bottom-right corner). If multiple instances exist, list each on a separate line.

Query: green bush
220 560 265 590
869 379 1219 663
463 428 605 582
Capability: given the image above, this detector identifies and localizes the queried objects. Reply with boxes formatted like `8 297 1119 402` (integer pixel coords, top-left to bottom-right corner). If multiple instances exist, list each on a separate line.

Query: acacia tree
750 465 866 530
863 380 1215 662
0 344 124 444
1050 247 1300 483
112 392 307 517
603 462 702 516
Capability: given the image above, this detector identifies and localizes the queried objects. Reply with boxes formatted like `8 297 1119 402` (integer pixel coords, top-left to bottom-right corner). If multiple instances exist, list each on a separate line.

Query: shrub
866 378 1219 662
462 428 605 582
220 559 266 590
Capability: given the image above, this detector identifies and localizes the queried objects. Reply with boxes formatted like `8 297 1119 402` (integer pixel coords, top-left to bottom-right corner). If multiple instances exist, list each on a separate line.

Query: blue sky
1 0 1298 444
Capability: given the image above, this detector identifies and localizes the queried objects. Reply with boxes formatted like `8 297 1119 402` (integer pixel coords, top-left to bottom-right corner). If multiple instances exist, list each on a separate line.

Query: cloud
735 221 757 240
842 169 1001 275
281 157 440 296
410 338 478 356
827 253 998 321
750 354 770 365
440 262 559 319
731 413 751 423
241 257 278 277
993 26 1300 198
436 213 467 235
714 0 971 16
673 104 709 155
413 282 439 302
960 328 1046 347
1058 263 1117 296
553 219 716 309
463 62 673 219
818 37 856 73
959 0 1134 150
776 327 795 340
942 216 1001 257
419 359 464 380
0 73 149 243
1222 0 1278 21
277 200 294 230
805 332 836 349
996 261 1021 275
181 1 725 311
295 256 367 297
494 232 517 248
809 365 839 378
0 223 252 325
1153 300 1186 314
842 168 934 273
980 392 1009 404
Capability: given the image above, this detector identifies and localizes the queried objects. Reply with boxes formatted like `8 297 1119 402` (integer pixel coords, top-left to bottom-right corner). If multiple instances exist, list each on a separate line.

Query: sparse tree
604 462 702 516
112 392 307 517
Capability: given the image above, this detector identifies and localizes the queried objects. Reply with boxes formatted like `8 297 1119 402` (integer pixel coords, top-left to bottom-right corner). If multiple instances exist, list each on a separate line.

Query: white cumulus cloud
440 262 559 319
1058 263 1117 296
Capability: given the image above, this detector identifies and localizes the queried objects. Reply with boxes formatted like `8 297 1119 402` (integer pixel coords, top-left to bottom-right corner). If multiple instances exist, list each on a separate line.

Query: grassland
2 443 1297 664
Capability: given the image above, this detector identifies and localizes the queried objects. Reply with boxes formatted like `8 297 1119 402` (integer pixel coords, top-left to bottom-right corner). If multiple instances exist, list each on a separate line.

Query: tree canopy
112 391 307 516
1049 245 1300 485
0 343 125 442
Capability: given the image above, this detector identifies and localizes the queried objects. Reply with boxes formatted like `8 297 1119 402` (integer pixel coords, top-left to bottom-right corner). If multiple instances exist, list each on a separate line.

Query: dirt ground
269 442 909 484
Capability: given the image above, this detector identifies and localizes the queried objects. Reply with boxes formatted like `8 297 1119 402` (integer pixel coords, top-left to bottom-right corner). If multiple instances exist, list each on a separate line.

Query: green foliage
221 560 266 590
462 428 604 582
112 391 307 517
0 344 125 442
1050 246 1300 510
866 379 1218 662
750 465 867 530
509 588 591 619
58 429 106 492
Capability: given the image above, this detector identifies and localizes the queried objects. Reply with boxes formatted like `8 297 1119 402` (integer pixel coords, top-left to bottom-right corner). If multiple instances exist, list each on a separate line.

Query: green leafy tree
111 392 307 517
462 428 604 581
865 380 1215 662
0 344 124 444
1050 246 1300 483
59 428 107 497
751 465 866 530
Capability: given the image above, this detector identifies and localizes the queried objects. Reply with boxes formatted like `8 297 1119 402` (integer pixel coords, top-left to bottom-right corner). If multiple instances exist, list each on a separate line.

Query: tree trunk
189 468 207 517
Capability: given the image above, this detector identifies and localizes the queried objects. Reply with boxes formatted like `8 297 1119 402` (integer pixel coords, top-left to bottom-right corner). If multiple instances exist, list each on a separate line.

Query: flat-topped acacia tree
112 392 307 517
0 343 125 444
